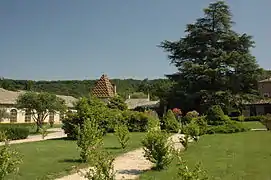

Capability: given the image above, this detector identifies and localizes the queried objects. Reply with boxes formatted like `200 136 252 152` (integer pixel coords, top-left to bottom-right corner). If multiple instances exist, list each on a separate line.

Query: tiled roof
125 98 160 109
259 78 271 83
244 98 271 105
91 74 115 98
0 88 77 108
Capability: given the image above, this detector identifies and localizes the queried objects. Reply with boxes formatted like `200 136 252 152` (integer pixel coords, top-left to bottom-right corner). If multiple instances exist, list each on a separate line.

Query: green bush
77 119 103 162
244 116 264 122
206 105 230 125
0 126 29 141
62 114 82 139
261 114 271 130
114 124 130 149
0 141 22 179
122 111 149 132
162 110 180 133
142 129 173 170
182 122 200 141
191 116 208 136
206 121 248 134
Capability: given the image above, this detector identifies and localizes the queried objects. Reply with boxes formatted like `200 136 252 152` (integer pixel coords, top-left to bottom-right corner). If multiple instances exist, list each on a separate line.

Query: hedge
0 125 30 141
206 121 248 134
231 116 264 122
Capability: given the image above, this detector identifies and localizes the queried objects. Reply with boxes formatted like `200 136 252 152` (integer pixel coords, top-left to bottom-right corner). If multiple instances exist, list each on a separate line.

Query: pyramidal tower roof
91 74 115 98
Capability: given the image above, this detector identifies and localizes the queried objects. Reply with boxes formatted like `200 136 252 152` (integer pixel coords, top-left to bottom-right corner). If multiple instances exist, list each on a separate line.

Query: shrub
122 111 149 132
147 116 161 132
0 126 29 141
62 114 82 139
0 141 22 180
244 116 264 122
77 119 103 162
107 96 128 111
206 105 230 125
186 110 199 118
162 110 180 133
261 114 271 130
206 121 248 134
192 116 208 135
84 150 115 180
114 124 130 149
182 122 200 141
177 155 209 180
40 127 49 139
142 129 173 170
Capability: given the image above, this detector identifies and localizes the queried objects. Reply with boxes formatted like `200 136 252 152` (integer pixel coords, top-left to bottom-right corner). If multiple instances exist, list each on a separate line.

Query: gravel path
0 128 66 146
56 133 185 180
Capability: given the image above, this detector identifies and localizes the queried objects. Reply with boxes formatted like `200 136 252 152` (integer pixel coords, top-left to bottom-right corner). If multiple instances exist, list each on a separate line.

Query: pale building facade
0 88 77 124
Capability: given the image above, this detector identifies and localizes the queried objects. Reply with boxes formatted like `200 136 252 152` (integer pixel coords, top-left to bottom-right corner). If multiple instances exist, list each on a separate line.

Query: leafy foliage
121 111 150 132
84 150 115 180
162 110 180 133
177 156 209 180
0 140 22 180
207 121 248 134
77 119 103 162
0 126 29 141
107 96 128 111
142 129 173 170
114 124 130 149
0 109 9 122
206 105 230 125
16 92 66 132
182 122 200 141
160 1 262 113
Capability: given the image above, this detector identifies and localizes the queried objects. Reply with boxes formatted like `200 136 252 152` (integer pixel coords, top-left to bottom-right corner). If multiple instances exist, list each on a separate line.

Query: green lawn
7 132 145 180
140 131 271 180
241 121 266 129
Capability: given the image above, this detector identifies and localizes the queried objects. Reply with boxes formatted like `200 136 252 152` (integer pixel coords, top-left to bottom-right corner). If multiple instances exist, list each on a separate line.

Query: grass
7 132 145 180
241 121 266 129
140 131 271 180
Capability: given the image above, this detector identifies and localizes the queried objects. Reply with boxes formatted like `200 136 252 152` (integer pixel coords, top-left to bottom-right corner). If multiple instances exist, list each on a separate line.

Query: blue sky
0 0 270 80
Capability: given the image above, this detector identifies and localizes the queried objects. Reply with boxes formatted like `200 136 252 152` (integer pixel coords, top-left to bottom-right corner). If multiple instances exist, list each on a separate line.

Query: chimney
128 95 131 99
113 84 117 95
147 93 150 101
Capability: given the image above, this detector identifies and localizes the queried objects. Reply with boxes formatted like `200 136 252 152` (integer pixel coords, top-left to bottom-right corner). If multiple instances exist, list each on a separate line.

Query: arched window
10 109 17 123
25 109 31 123
49 112 54 123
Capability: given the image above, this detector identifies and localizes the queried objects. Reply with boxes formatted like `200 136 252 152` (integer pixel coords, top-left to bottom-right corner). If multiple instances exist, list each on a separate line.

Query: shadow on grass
105 147 122 150
58 158 82 163
117 169 149 175
47 137 72 141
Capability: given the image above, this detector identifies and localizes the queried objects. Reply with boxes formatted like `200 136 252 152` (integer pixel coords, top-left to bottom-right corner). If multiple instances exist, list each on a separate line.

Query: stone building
0 88 77 123
244 78 271 116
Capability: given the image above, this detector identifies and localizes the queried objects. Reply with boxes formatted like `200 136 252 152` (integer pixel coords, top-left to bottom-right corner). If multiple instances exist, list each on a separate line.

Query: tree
0 109 9 122
16 92 66 132
107 96 128 111
160 1 262 113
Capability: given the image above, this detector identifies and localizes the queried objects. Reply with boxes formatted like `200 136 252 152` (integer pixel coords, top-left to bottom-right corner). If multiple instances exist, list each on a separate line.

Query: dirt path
0 128 66 146
56 134 185 180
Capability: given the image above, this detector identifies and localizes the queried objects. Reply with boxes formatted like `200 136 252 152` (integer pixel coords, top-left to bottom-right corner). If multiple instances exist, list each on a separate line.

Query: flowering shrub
172 108 182 116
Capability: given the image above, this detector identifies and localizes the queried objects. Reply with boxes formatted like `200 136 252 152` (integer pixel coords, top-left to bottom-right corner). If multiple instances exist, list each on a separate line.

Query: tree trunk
36 119 43 133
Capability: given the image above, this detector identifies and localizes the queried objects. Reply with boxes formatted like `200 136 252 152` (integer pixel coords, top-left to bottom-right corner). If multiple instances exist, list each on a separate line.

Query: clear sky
0 0 270 80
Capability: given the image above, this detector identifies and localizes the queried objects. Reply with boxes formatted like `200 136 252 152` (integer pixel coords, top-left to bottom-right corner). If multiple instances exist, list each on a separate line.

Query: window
10 109 17 123
60 112 65 121
25 110 31 122
49 112 54 123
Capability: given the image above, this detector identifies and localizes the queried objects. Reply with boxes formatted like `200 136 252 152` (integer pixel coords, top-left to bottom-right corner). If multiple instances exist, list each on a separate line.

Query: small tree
77 119 103 162
0 133 22 180
107 96 128 111
177 156 209 180
0 109 9 122
84 150 115 180
206 105 230 125
114 124 130 149
142 129 173 170
147 116 161 132
16 92 66 132
163 110 180 133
